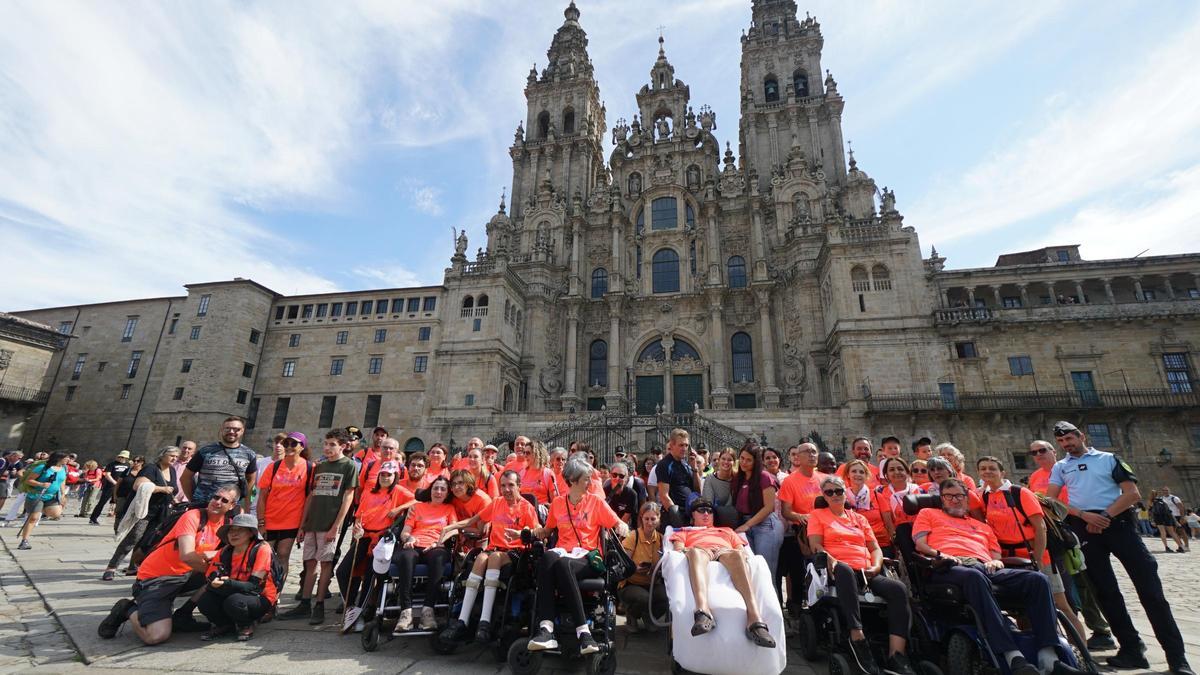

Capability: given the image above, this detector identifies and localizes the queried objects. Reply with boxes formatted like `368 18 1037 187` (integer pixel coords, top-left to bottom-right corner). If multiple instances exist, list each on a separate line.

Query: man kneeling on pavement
98 484 238 644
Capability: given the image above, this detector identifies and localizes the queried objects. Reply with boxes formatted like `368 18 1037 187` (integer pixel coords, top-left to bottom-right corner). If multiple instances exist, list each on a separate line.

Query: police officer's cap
1052 421 1080 437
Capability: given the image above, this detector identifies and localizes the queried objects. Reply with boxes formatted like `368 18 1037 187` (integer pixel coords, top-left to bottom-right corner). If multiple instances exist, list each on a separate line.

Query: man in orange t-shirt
913 479 1072 675
778 443 828 525
1026 441 1069 503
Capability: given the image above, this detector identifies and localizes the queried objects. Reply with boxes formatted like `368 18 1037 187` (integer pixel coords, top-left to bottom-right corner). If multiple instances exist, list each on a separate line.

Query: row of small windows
286 326 431 347
588 255 748 298
536 108 576 139
257 394 416 433
274 297 436 321
280 354 431 378
460 295 489 308
850 264 891 292
763 70 810 103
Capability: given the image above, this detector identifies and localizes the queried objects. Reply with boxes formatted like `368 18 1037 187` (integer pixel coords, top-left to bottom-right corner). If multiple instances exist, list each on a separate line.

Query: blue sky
2 0 1199 310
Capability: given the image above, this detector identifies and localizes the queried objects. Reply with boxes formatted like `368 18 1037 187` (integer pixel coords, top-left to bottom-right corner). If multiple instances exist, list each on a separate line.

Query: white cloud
352 265 425 290
404 180 444 216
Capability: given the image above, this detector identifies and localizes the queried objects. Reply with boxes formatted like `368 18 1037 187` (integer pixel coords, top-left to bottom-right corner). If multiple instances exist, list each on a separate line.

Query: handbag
602 529 636 581
805 560 829 606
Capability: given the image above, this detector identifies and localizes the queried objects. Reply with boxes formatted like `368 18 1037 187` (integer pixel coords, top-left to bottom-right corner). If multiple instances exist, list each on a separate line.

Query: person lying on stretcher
669 499 776 648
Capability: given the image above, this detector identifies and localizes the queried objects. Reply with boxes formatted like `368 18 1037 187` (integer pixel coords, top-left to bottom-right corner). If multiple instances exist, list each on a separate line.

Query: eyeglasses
1029 447 1050 456
450 481 465 487
822 488 845 497
210 496 234 505
911 468 928 474
942 492 967 501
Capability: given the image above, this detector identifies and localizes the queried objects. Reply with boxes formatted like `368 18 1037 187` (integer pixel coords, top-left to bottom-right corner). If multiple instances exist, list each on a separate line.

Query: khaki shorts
302 531 337 562
1042 566 1065 594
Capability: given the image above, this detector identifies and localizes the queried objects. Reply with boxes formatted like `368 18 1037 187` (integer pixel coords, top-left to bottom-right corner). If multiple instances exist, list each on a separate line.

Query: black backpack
219 540 286 603
995 485 1079 558
140 503 231 555
1151 498 1172 520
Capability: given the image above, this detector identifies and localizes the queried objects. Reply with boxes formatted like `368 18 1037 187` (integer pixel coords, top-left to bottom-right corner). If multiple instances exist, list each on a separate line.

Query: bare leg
18 511 41 541
315 561 334 600
1054 590 1086 639
472 552 490 575
685 548 714 616
1158 526 1171 550
273 538 295 573
128 612 173 645
717 548 762 626
300 560 318 598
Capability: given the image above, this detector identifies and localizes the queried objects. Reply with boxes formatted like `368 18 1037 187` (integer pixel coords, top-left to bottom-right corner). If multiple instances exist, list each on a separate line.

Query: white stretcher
657 526 787 675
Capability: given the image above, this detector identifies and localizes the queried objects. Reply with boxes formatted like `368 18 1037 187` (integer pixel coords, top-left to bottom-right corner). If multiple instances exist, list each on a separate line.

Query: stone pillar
707 293 730 409
1018 283 1029 308
605 297 623 409
1045 280 1056 303
1103 278 1115 304
967 287 976 307
1133 277 1145 302
561 302 581 410
1074 281 1086 304
942 288 951 309
991 286 1002 308
755 288 781 407
1163 275 1176 300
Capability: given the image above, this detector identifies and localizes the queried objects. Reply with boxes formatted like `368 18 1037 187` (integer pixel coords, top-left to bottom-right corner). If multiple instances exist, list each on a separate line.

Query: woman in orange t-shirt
838 459 891 553
808 475 911 674
909 459 931 486
448 470 493 545
878 457 923 547
393 477 457 631
350 462 415 577
256 433 311 575
198 514 276 641
516 442 557 514
426 444 450 479
462 448 499 499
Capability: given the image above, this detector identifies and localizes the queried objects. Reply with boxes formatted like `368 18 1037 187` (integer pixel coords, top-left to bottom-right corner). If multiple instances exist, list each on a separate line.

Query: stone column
991 286 1002 308
942 288 951 309
1045 280 1056 303
1018 283 1029 308
967 287 976 307
755 288 781 407
707 292 730 409
605 296 622 409
1074 281 1086 304
1133 277 1145 302
1103 278 1115 304
561 301 581 410
1163 275 1176 300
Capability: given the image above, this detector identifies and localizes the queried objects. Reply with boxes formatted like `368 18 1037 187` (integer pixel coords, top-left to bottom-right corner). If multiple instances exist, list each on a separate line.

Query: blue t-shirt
29 466 66 502
1049 447 1136 512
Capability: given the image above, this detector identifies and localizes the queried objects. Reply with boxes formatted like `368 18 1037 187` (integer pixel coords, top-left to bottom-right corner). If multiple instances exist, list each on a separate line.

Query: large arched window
793 70 809 97
476 294 489 307
588 340 608 387
403 437 425 454
652 248 680 294
727 256 748 288
503 385 514 412
562 108 575 134
638 337 700 362
764 76 780 103
461 295 474 309
872 264 892 291
651 197 677 230
537 111 550 139
731 332 754 383
851 266 870 292
591 268 608 298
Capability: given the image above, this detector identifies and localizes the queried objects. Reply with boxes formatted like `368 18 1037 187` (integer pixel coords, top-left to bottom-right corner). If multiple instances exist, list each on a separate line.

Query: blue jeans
745 512 784 580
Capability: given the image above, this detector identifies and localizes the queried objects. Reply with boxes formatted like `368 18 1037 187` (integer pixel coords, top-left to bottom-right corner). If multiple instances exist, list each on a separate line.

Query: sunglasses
282 439 302 447
1029 447 1049 456
611 474 627 479
911 468 928 474
450 481 465 487
822 488 845 497
692 506 713 514
210 495 234 505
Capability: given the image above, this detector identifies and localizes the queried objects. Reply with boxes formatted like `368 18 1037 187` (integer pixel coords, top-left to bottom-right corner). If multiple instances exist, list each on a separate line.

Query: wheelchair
897 494 1098 675
360 534 460 652
506 529 620 675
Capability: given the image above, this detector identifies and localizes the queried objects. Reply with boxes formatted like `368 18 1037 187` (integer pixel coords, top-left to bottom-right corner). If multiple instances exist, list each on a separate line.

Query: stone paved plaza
1 516 1195 674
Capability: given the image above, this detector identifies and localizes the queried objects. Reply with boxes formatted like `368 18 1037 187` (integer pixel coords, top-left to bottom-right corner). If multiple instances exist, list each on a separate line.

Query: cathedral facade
8 1 1200 499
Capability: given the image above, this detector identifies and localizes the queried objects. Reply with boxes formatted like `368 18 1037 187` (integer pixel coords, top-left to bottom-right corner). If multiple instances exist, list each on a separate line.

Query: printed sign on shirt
312 472 345 497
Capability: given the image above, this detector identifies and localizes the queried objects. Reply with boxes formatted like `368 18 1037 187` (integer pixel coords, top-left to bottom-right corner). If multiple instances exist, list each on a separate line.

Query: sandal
237 625 254 641
691 610 716 636
200 624 233 641
745 622 776 648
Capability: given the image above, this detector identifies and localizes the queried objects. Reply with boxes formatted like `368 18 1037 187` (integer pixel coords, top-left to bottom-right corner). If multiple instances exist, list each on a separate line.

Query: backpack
219 540 286 603
998 485 1080 558
1151 498 1172 520
16 461 49 494
140 502 212 554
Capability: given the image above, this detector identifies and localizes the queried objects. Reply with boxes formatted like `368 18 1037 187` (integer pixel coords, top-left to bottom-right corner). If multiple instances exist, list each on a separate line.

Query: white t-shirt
1164 494 1183 517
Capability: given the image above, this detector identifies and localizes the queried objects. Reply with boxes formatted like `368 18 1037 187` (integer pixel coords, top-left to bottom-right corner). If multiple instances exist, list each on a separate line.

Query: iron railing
0 384 51 405
538 411 757 465
865 388 1199 413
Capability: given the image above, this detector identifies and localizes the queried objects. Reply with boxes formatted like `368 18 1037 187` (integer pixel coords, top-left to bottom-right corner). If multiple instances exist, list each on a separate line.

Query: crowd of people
2 417 1195 675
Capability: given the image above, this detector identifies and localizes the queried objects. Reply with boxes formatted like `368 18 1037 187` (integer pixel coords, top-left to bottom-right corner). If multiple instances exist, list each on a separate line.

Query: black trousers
89 485 114 522
1070 511 1185 662
831 563 910 640
392 547 449 610
535 551 601 628
197 589 271 627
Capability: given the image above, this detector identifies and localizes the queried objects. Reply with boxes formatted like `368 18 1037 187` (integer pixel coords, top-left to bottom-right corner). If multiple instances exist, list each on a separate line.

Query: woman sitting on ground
620 501 666 633
440 469 539 643
808 476 914 675
392 476 456 631
527 456 628 656
198 513 277 641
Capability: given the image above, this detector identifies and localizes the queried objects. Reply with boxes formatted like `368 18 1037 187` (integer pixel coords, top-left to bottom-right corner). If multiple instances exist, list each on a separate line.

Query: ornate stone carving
0 349 12 370
674 355 703 373
539 326 563 396
782 342 808 389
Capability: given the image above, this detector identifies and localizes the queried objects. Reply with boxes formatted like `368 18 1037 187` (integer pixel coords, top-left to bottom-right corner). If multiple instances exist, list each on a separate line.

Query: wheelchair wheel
828 652 853 675
796 612 820 661
430 629 459 655
946 632 982 675
361 618 380 652
1056 609 1099 673
508 638 543 675
916 660 945 675
587 650 617 675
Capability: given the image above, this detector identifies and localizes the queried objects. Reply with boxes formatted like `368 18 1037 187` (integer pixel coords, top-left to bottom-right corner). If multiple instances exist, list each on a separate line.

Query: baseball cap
379 461 401 475
912 436 932 450
373 426 388 434
1053 421 1080 437
483 444 498 453
345 426 364 442
285 431 308 449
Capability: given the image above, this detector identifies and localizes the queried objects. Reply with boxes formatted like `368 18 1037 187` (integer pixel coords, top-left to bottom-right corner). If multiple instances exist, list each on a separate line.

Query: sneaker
17 540 30 550
475 620 492 643
89 520 100 526
396 608 412 631
849 638 881 675
1169 658 1197 675
122 567 137 576
1009 655 1040 675
418 606 436 630
527 625 558 651
97 598 133 639
101 570 115 581
1086 632 1117 651
172 611 210 633
277 600 311 621
1106 650 1150 670
441 619 468 642
308 602 325 626
578 631 600 656
199 624 233 641
883 653 916 675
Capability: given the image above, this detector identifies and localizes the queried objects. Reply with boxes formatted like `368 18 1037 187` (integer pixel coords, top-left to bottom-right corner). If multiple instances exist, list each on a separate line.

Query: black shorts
1154 513 1177 528
265 529 299 543
131 572 206 625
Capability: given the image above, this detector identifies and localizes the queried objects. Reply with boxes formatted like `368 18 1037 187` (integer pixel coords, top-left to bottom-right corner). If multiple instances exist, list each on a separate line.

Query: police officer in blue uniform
1045 421 1193 675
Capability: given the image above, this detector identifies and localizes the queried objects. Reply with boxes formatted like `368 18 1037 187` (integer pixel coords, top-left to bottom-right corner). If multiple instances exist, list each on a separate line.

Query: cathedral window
477 294 489 308
503 385 515 412
591 268 608 298
652 248 680 294
562 108 575 134
851 266 870 292
728 256 748 288
764 76 780 103
462 295 474 309
636 208 645 234
731 332 754 383
636 245 643 279
871 264 892 291
537 111 550 139
651 197 677 230
686 204 695 229
793 70 809 98
589 340 608 388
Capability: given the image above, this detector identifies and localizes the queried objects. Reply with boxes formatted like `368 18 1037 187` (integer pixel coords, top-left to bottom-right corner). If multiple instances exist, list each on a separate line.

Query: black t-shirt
654 454 696 507
114 470 140 500
605 484 640 524
139 463 178 511
104 461 132 486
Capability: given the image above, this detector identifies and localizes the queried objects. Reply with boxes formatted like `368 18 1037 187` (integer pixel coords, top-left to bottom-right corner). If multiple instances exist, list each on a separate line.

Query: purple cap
286 431 308 449
379 461 401 475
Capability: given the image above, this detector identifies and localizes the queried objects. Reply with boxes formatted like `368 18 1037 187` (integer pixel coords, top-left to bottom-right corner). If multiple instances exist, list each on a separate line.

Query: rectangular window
242 362 253 378
302 304 314 319
122 317 138 341
97 361 107 372
1013 454 1029 470
1163 353 1193 393
249 329 261 344
374 329 387 343
331 302 343 317
368 356 383 374
346 301 358 315
288 333 300 347
330 357 344 376
1056 250 1070 262
236 389 248 405
319 395 337 428
66 385 76 401
1086 423 1113 448
120 383 132 400
181 359 193 373
189 326 201 340
127 351 143 378
287 305 299 319
473 318 481 332
418 326 431 341
364 395 381 428
275 306 286 321
392 299 404 313
197 294 211 316
407 298 421 313
58 321 73 334
272 397 290 428
168 318 178 334
422 297 436 312
71 354 86 380
172 387 184 400
361 300 373 315
1008 356 1033 376
464 394 475 406
939 382 958 409
1188 288 1200 299
651 197 678 230
282 359 296 377
316 303 328 318
954 341 978 358
336 330 348 345
732 393 757 409
414 355 428 373
1190 424 1200 448
247 397 260 429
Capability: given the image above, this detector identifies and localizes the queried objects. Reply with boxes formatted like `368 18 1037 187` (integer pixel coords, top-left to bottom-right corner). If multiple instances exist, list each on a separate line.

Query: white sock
1004 650 1023 666
478 569 501 622
1037 646 1058 673
575 624 591 638
458 574 482 622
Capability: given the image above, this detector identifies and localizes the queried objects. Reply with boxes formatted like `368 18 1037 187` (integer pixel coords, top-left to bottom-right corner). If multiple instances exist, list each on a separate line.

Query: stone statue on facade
454 229 468 257
656 116 671 140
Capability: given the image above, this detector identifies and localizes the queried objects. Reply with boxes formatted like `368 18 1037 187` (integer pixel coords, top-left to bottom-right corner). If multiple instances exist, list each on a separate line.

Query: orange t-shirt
808 508 876 570
257 460 311 531
983 486 1050 566
879 483 922 528
1027 467 1068 503
913 508 999 562
138 509 224 580
354 447 380 466
427 461 450 479
519 466 557 505
669 526 746 552
408 501 457 549
400 472 436 494
838 462 881 487
545 492 620 551
358 458 407 495
452 490 492 521
778 470 829 516
451 456 470 471
356 485 415 531
469 469 500 499
845 485 889 546
958 471 977 491
208 543 278 605
478 497 539 550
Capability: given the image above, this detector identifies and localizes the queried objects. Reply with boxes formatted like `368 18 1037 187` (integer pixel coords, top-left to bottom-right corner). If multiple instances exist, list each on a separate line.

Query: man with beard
181 417 257 512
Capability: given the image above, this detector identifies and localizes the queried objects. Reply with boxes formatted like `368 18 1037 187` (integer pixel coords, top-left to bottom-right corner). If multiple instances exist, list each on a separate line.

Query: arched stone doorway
634 336 705 414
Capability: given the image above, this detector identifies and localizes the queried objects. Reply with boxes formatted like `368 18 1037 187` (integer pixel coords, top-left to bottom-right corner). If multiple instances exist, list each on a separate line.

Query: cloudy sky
2 0 1199 310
